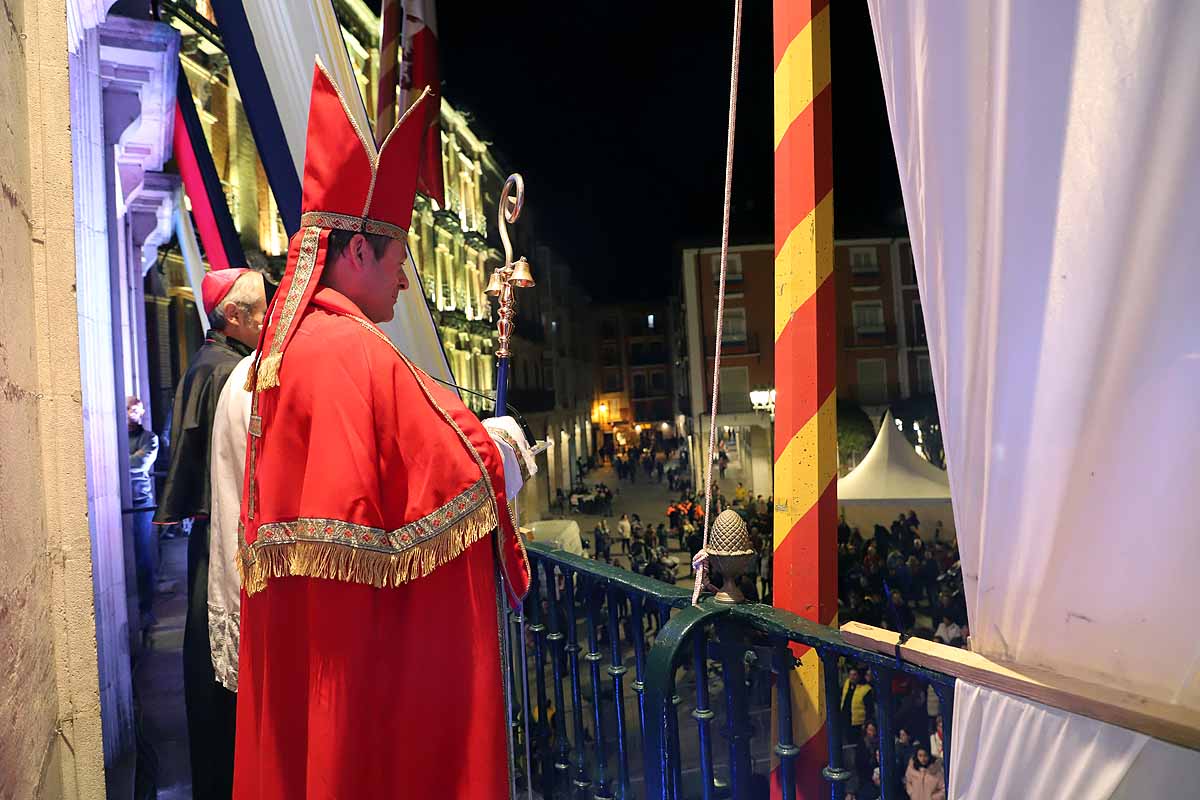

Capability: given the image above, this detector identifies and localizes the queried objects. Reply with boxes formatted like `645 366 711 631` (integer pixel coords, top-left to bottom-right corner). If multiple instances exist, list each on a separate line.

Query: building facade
592 302 679 453
680 237 929 495
681 247 776 496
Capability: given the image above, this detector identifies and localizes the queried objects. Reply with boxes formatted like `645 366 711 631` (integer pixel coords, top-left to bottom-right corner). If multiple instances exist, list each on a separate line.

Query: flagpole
486 174 534 417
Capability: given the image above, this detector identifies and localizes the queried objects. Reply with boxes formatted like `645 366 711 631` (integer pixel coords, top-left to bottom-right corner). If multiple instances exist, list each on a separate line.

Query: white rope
692 0 744 605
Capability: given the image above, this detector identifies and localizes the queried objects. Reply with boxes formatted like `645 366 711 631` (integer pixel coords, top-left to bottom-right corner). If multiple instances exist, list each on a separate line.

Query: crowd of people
838 512 967 643
834 511 963 800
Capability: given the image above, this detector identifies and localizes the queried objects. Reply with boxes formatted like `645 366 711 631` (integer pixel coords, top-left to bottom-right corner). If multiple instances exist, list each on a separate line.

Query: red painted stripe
773 277 837 450
771 725 829 800
772 481 839 626
173 105 230 269
773 86 833 257
772 0 831 70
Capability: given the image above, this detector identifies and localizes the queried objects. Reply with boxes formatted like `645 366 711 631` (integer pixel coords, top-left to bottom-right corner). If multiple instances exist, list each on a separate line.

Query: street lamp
749 388 776 419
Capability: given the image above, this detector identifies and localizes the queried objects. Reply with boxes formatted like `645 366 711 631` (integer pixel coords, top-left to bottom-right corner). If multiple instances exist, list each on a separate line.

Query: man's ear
222 299 241 325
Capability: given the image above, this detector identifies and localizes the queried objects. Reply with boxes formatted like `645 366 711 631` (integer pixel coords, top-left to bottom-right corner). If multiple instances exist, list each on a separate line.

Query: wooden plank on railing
839 621 1200 752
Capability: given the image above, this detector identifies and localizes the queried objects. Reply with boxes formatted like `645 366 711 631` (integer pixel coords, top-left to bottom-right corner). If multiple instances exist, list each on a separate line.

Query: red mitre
248 57 435 391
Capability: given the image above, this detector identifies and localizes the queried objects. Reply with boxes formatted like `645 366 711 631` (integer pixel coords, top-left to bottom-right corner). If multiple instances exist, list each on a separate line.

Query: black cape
155 331 252 524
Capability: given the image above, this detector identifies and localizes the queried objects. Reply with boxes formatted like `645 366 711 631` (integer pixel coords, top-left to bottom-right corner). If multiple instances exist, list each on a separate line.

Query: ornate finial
708 509 755 604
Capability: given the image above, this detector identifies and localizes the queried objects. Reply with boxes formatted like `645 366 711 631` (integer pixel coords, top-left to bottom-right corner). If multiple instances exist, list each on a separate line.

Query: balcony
706 332 760 358
503 543 958 798
844 324 897 349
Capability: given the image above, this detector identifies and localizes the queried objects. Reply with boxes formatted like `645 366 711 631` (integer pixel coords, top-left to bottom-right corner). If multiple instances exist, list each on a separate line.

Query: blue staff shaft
495 357 510 417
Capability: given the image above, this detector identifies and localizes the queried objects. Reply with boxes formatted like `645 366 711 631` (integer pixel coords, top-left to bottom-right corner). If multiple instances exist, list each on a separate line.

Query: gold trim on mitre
300 211 408 241
238 476 497 595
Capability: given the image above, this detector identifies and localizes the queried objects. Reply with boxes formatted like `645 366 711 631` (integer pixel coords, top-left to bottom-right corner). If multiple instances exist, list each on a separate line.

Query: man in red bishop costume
232 59 531 799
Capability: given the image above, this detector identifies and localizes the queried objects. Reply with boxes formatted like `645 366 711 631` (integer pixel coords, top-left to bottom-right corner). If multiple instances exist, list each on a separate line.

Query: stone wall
0 0 107 796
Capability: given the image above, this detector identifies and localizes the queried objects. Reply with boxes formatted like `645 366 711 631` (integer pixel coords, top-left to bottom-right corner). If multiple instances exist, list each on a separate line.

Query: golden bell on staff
508 258 535 288
485 270 505 297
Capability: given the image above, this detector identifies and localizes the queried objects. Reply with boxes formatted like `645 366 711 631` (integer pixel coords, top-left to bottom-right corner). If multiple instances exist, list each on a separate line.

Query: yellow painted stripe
772 5 832 150
774 192 835 341
773 391 838 550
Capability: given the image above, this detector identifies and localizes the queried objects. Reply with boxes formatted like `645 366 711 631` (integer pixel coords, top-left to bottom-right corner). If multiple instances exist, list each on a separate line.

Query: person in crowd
933 615 963 646
888 589 916 634
894 727 916 782
127 396 159 628
154 267 266 800
755 494 768 516
929 715 945 760
734 481 748 505
904 745 946 800
841 666 876 738
656 522 669 551
617 513 633 555
855 721 880 786
686 523 703 578
593 522 606 561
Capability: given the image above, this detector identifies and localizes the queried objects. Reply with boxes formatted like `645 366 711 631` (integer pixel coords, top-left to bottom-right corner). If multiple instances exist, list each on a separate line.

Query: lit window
647 314 655 330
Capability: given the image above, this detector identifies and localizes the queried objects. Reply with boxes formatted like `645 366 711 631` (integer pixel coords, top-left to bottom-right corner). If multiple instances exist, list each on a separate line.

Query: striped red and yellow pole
772 0 836 797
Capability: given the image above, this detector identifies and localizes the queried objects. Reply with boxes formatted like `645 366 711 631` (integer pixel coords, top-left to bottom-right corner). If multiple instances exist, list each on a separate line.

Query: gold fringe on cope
243 360 258 392
254 352 283 391
239 499 498 596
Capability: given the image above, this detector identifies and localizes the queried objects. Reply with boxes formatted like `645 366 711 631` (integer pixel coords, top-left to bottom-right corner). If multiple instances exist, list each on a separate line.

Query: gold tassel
243 360 258 392
255 352 283 390
238 502 498 596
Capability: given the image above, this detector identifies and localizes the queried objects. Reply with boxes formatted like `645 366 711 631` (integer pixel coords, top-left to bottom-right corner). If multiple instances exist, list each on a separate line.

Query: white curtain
243 0 455 389
867 1 1200 795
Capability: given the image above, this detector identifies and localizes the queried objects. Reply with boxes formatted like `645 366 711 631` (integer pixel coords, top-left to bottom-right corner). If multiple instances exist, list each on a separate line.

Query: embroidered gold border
300 211 407 241
347 316 531 604
239 476 495 595
490 428 532 483
254 226 322 391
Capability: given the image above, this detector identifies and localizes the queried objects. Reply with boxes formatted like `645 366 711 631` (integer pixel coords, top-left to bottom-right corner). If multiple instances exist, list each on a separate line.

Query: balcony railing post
716 619 754 800
692 627 717 800
562 571 591 796
772 642 800 800
818 650 852 800
872 666 897 800
630 596 650 770
528 563 555 792
544 565 573 787
605 586 633 799
584 581 613 799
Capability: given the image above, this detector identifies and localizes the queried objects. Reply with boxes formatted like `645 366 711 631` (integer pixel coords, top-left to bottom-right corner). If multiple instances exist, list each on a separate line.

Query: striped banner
375 0 401 144
771 1 836 798
173 67 246 270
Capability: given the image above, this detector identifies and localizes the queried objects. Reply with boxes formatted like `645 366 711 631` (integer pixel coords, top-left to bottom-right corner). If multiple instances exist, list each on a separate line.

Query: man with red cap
232 60 530 799
155 265 265 800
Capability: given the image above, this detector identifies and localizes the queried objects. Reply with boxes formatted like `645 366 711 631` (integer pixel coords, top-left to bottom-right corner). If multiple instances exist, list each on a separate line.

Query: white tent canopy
839 411 953 537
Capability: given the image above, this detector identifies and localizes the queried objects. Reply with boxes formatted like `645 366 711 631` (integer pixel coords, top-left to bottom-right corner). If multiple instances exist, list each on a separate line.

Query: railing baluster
772 642 799 800
717 619 754 800
657 604 683 800
514 602 535 800
692 626 717 800
630 596 649 758
545 564 573 788
563 571 592 796
528 563 554 794
605 586 632 798
873 665 897 800
584 580 612 799
818 650 851 800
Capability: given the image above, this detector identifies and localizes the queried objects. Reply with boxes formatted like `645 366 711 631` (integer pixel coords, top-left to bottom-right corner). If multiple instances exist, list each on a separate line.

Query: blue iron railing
506 542 956 800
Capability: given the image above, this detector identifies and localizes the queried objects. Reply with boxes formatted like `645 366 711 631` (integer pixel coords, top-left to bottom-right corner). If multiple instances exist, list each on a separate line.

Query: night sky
432 2 903 301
